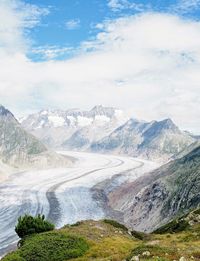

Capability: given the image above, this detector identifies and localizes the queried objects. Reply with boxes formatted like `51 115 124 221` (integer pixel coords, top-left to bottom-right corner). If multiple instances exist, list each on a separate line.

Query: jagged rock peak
0 105 14 117
160 118 177 128
90 105 118 116
149 118 178 131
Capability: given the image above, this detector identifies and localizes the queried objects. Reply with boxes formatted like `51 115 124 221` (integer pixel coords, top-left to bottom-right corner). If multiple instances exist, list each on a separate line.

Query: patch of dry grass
3 219 200 261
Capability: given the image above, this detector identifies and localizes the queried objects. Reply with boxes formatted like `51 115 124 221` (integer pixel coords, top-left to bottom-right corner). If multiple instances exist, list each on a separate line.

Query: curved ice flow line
0 151 157 257
0 153 125 255
46 156 125 226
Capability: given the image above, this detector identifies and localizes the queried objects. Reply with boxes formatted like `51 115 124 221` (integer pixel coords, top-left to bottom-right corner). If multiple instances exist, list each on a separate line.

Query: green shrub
2 252 25 261
130 230 149 241
15 214 55 238
154 219 189 234
103 219 128 231
3 231 89 261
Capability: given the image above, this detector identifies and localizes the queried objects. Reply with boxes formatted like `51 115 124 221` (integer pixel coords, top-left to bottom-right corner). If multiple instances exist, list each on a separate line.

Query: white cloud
32 46 73 60
172 0 200 14
107 0 150 12
1 1 200 133
108 0 126 10
0 0 48 53
65 19 80 30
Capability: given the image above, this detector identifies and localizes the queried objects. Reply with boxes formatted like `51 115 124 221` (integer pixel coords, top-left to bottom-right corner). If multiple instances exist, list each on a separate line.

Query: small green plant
15 214 55 238
131 230 149 241
103 219 128 231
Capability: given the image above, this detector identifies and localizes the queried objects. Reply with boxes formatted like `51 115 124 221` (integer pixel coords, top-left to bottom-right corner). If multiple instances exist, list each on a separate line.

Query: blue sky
1 0 200 133
23 0 200 61
26 0 117 60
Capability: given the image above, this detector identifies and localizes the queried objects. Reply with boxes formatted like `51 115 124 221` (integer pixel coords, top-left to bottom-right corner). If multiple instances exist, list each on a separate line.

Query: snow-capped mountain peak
21 106 196 162
21 106 128 148
22 106 125 130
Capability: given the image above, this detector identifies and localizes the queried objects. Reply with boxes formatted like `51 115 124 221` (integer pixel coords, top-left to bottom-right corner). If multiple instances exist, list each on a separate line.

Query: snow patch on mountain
48 115 65 127
94 115 110 125
21 106 195 162
77 116 93 127
21 106 128 149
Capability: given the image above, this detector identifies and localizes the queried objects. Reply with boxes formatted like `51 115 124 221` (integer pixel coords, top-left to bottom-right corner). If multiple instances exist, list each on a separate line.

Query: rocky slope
107 144 200 232
91 118 195 162
173 140 200 159
0 105 70 172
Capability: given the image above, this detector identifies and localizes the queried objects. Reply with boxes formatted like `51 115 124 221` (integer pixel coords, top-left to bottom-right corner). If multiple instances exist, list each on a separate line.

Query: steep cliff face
108 145 200 232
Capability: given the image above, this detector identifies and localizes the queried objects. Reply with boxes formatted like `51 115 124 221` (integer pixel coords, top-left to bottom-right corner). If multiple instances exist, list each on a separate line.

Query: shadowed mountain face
0 105 46 166
0 105 69 169
0 106 15 117
108 145 200 232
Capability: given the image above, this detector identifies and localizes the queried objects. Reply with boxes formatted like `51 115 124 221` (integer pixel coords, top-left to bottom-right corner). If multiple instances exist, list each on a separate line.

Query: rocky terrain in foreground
3 208 200 261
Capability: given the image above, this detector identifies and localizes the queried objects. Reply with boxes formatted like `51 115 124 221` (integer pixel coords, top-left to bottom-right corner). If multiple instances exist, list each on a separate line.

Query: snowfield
0 151 158 257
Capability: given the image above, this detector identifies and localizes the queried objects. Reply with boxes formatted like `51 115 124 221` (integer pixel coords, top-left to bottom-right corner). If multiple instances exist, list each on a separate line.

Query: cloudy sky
1 0 200 133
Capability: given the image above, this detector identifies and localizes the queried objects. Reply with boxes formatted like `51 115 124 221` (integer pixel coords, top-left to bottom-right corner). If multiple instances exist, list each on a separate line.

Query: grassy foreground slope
3 210 200 261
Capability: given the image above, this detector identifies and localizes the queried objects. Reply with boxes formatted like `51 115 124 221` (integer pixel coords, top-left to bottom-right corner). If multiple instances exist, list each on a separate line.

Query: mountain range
21 105 196 162
20 106 127 149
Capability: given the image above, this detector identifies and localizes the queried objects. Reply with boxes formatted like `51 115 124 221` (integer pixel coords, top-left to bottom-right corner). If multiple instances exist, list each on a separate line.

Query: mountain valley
0 104 199 259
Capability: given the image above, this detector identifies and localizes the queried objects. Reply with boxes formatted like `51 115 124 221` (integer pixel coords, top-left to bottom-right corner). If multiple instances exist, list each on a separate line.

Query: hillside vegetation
3 209 200 261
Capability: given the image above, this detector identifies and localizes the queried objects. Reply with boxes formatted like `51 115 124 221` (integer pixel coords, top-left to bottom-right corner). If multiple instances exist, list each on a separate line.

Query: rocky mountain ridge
21 105 128 150
106 144 200 232
91 119 195 162
21 106 196 162
92 117 195 162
